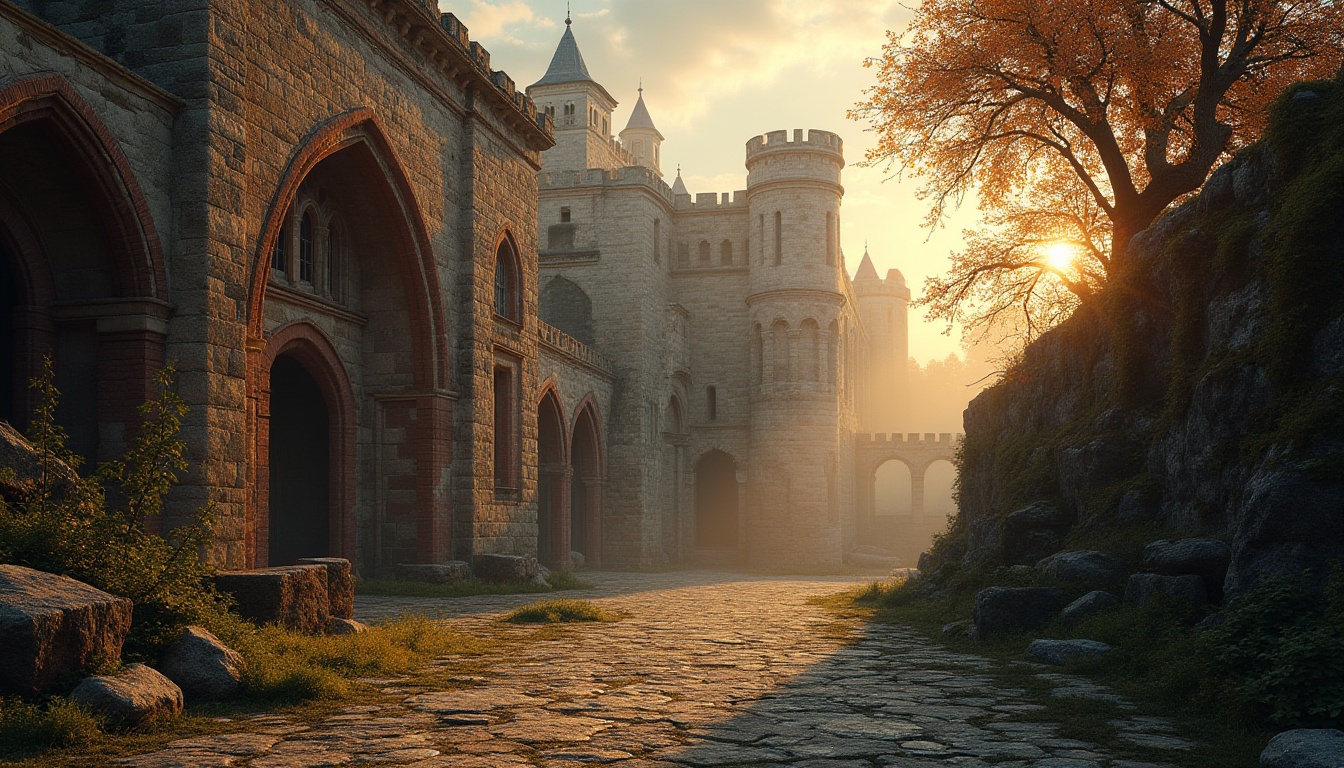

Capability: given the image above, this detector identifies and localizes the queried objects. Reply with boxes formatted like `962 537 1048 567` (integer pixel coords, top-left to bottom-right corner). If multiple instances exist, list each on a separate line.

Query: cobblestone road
121 571 1195 768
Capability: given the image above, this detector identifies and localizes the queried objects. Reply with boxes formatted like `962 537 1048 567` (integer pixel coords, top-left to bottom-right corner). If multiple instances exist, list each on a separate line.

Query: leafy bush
1209 570 1344 726
0 697 102 757
502 599 618 624
0 360 233 662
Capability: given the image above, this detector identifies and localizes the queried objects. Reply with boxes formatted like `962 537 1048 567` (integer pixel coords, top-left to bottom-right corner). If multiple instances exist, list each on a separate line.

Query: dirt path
118 570 1194 767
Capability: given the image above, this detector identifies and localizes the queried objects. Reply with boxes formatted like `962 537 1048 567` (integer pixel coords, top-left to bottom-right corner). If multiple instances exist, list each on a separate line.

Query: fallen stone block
972 586 1069 637
1036 551 1125 586
1027 638 1113 666
296 558 356 619
159 626 245 702
1060 590 1122 627
474 554 541 584
326 617 368 635
394 562 472 584
1125 573 1207 615
0 564 132 696
1261 729 1344 768
71 663 182 727
213 566 329 634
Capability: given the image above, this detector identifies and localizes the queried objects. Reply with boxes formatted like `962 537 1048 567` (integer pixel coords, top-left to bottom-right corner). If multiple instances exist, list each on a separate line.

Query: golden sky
450 0 983 364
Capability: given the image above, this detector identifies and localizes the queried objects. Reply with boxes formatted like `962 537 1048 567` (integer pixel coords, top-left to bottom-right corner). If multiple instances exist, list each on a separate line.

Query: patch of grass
222 613 488 704
502 599 619 624
357 571 592 599
0 698 102 759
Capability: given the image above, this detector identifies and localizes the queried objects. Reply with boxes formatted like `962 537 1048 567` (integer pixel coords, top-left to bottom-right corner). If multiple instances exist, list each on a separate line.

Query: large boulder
158 626 245 702
1001 503 1074 565
972 587 1069 637
1226 469 1344 599
1027 638 1113 666
0 565 132 696
394 562 472 584
0 421 78 504
71 663 183 727
1141 539 1231 586
1060 590 1122 627
295 558 355 619
1125 573 1207 615
213 565 329 634
1260 729 1344 768
473 554 542 584
1036 551 1125 586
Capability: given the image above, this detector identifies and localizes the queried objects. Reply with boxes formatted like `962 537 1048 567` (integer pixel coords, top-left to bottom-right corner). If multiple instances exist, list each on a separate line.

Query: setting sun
1044 242 1077 272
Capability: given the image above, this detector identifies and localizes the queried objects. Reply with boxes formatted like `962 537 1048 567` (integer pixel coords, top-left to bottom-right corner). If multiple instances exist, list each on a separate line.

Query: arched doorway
0 242 16 426
695 450 738 548
570 403 603 567
267 354 331 565
873 459 913 516
537 389 567 568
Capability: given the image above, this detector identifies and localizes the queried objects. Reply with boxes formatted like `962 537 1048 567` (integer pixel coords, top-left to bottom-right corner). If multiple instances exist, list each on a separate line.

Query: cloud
451 1 554 42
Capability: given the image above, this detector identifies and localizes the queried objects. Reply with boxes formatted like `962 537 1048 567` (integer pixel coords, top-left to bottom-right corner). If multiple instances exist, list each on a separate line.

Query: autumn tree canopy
855 0 1344 346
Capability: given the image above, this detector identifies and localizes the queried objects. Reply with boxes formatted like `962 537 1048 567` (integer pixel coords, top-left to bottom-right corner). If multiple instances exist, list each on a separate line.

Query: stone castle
0 0 955 574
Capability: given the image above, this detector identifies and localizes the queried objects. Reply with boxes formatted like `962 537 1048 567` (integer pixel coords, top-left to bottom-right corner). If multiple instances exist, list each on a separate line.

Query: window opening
299 211 315 283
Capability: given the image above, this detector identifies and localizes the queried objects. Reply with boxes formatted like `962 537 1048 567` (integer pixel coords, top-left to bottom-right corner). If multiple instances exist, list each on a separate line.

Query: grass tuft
0 697 103 758
502 599 619 624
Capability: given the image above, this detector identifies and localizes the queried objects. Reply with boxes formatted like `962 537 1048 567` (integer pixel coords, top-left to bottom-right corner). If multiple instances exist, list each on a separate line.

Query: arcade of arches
536 389 605 569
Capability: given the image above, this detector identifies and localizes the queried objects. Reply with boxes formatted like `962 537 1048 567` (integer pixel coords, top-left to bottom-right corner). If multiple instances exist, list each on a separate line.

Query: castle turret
742 129 852 568
526 16 626 173
854 249 911 432
619 86 663 176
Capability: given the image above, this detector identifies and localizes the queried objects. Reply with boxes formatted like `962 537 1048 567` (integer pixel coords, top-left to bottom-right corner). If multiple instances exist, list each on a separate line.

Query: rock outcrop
972 587 1069 637
0 564 133 696
939 81 1344 600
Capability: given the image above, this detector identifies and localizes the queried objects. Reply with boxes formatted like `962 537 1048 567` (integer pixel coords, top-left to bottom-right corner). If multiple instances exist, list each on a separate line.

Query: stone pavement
120 570 1195 768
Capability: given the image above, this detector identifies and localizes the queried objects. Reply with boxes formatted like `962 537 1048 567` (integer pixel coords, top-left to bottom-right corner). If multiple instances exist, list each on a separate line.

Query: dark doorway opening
0 244 16 426
695 450 738 548
537 391 565 568
269 354 330 565
570 408 600 558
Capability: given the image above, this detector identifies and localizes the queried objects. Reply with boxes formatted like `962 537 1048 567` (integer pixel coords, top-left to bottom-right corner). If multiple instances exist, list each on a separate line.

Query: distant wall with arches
855 432 963 563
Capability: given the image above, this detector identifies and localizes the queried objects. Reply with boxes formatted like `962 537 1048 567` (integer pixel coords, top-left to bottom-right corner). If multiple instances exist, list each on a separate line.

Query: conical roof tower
620 84 664 176
525 14 621 173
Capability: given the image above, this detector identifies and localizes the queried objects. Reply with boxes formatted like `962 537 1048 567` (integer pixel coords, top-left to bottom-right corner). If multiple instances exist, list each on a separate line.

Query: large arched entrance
267 354 331 565
570 403 603 567
249 111 448 570
537 389 567 568
0 77 167 461
695 450 739 549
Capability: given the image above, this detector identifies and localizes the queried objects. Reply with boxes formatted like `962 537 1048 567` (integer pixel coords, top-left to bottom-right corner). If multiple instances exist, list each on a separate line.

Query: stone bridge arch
855 433 962 560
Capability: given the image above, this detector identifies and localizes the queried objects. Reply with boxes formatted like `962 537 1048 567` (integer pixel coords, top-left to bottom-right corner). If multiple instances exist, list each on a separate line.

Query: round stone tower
743 129 850 569
854 251 911 432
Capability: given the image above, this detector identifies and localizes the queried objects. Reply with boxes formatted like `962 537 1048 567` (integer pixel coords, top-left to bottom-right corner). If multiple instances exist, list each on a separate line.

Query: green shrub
1209 571 1344 726
0 360 233 662
502 599 618 624
0 697 102 758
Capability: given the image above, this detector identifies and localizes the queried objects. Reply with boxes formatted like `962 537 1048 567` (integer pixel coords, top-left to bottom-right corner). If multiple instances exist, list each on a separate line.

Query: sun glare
1044 242 1077 272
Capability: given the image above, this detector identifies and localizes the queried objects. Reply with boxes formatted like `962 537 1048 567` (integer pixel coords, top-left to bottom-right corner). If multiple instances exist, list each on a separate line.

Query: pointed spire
670 165 688 196
855 248 879 281
531 12 594 87
622 83 661 137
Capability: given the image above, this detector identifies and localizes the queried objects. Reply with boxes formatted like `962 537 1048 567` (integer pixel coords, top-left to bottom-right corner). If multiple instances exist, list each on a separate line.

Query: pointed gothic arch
570 398 604 567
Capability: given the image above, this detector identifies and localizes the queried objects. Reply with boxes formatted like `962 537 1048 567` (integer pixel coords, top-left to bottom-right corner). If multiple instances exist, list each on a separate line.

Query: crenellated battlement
676 190 748 211
348 3 553 148
540 165 676 203
856 432 963 447
746 129 843 161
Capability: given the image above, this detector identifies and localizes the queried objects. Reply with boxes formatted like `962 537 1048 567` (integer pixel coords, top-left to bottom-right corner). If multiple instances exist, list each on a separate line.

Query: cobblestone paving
120 571 1194 768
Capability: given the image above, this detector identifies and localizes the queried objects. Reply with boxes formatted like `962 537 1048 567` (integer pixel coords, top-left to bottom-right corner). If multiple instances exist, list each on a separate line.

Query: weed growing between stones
502 599 619 624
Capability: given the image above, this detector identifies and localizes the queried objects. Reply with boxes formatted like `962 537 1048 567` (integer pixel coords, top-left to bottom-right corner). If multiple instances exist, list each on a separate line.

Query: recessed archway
570 401 603 566
873 459 913 516
268 354 331 565
695 450 739 549
537 387 568 569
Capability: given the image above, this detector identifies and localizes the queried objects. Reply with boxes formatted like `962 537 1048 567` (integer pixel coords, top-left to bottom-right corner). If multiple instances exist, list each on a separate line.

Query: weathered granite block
214 566 329 634
296 558 355 619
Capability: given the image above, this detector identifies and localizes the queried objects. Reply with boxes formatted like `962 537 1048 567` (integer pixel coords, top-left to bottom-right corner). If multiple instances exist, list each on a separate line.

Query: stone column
911 469 926 518
582 476 603 568
556 466 573 570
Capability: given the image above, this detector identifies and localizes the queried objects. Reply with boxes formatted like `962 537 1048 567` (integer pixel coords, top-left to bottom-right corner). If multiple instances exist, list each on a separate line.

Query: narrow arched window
773 211 782 265
825 211 835 265
706 386 717 421
299 211 315 283
698 240 710 264
272 222 288 274
720 240 733 266
494 239 520 321
326 217 345 302
653 218 661 263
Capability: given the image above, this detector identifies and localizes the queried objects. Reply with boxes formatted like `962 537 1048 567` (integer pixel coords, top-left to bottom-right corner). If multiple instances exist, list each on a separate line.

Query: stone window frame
494 235 521 322
698 240 711 264
720 239 733 266
705 385 718 421
269 195 349 306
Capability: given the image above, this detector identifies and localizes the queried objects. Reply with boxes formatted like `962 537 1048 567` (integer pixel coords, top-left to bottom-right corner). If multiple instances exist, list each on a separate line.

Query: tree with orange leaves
854 0 1343 347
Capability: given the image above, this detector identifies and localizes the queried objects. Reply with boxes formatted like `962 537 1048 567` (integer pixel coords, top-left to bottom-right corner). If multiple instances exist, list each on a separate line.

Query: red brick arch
0 74 167 299
254 321 358 567
247 107 447 390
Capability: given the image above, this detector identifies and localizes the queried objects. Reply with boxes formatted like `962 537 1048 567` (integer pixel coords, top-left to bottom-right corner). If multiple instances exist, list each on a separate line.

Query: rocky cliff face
940 79 1344 598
